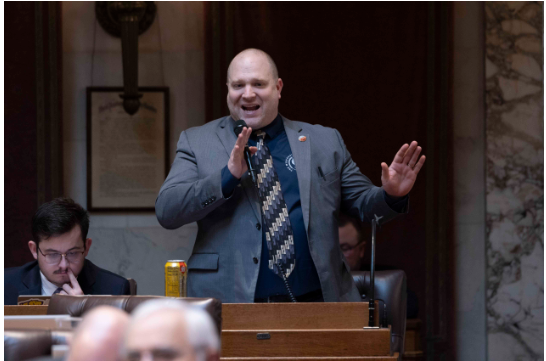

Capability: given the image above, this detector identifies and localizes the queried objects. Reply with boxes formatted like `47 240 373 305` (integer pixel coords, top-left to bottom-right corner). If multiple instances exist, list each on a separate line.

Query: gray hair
125 299 220 357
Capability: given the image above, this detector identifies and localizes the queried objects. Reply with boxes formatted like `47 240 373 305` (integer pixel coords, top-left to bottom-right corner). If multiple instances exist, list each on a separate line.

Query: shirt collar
255 114 284 140
40 271 59 296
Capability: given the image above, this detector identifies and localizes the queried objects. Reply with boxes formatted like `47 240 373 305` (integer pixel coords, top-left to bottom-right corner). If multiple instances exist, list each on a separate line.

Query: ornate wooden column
5 1 63 267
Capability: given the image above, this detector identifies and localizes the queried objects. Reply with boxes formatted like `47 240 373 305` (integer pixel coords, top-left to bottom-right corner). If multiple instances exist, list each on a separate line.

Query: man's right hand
59 268 84 296
228 126 257 179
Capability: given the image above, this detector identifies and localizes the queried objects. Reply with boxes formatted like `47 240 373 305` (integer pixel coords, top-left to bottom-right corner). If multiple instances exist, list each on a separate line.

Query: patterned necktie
252 131 296 279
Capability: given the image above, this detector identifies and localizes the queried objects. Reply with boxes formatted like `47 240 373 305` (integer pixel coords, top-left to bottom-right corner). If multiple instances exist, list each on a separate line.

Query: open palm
381 141 426 197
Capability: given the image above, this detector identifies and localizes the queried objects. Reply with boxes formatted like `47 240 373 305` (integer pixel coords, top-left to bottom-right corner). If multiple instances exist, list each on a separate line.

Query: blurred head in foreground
66 306 129 361
123 299 220 361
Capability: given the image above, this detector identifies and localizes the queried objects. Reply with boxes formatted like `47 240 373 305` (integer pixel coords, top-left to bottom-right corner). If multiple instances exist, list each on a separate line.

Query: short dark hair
338 213 365 244
31 197 90 245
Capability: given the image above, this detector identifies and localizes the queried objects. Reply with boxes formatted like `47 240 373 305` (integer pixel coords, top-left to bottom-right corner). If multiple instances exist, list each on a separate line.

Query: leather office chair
352 270 407 357
46 295 222 334
127 278 137 295
4 329 70 361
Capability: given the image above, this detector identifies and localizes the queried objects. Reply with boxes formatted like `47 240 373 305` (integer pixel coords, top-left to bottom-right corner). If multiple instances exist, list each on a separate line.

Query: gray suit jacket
156 115 403 303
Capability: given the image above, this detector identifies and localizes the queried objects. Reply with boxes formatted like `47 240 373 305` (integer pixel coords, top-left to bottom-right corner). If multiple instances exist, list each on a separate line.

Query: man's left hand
381 141 426 197
59 268 84 296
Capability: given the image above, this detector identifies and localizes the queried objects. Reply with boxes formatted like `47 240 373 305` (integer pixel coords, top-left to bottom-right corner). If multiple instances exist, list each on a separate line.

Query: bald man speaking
156 48 425 303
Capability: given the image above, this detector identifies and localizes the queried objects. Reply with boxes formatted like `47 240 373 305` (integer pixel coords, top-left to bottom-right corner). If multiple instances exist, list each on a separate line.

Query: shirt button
256 223 261 230
253 257 259 264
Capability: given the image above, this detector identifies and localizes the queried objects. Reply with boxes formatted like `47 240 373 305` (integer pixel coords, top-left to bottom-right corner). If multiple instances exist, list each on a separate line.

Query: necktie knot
255 130 267 140
53 287 63 295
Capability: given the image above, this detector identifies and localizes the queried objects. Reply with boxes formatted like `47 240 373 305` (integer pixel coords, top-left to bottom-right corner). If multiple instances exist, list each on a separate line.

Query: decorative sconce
96 2 157 115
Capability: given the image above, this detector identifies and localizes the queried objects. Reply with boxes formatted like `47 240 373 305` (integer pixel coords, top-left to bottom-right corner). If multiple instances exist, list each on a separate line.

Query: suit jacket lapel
20 261 43 295
283 116 311 234
217 116 238 159
217 117 261 222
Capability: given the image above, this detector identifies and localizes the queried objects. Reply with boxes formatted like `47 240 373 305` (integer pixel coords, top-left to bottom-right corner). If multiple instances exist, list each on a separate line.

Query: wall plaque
87 87 169 211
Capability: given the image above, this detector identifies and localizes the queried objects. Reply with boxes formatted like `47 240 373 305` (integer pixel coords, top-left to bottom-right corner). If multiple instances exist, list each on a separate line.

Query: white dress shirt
40 271 60 295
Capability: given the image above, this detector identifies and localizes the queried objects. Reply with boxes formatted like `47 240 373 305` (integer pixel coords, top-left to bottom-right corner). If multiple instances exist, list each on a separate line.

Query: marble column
485 2 543 360
453 3 487 360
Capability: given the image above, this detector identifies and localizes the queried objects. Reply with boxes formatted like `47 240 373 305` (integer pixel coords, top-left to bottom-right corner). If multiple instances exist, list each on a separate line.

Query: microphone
233 119 257 185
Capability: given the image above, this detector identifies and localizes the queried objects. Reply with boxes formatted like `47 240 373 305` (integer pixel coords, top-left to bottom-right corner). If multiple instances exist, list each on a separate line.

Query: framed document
87 87 169 211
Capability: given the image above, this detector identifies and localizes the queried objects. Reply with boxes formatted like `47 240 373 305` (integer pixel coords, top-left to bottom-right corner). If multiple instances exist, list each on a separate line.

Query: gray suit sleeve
334 129 403 225
156 131 227 229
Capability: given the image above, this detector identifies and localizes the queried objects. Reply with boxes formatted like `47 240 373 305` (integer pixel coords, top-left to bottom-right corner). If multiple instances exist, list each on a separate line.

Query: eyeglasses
340 242 365 253
37 246 85 265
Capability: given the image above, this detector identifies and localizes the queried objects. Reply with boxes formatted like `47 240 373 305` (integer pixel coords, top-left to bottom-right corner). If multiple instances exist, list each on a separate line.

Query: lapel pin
298 136 307 142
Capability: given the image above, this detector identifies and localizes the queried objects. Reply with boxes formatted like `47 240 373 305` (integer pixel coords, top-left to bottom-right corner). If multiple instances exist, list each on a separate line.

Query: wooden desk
5 305 48 316
221 303 395 361
223 302 378 330
402 319 424 360
5 303 408 360
5 315 80 330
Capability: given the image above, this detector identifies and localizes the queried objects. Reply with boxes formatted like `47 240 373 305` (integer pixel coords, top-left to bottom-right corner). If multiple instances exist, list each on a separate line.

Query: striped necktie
252 131 296 279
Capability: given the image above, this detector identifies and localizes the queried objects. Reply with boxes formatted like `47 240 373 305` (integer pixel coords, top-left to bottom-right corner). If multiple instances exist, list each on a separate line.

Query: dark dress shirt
221 114 407 300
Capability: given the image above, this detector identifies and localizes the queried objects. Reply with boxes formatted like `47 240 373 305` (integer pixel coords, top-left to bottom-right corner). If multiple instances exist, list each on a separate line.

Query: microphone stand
368 219 378 328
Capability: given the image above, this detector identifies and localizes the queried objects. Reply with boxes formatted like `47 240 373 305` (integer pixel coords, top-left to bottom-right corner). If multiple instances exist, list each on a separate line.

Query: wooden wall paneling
36 1 63 205
5 1 63 268
5 2 38 267
424 3 455 360
205 2 236 122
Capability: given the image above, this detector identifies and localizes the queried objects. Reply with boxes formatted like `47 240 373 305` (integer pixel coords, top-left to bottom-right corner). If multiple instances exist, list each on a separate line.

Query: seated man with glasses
338 214 368 271
338 213 420 318
4 197 131 305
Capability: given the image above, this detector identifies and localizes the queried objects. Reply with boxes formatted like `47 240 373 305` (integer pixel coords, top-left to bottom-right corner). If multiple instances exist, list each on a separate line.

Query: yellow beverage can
165 260 187 297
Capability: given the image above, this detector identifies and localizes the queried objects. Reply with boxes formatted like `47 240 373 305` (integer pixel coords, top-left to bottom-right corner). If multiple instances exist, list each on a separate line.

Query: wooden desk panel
4 315 80 330
223 302 379 330
222 329 391 358
4 305 49 315
221 355 399 361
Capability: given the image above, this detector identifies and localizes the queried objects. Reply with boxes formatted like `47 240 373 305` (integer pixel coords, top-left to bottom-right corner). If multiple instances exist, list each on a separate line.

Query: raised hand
59 268 84 296
227 126 258 179
381 141 426 197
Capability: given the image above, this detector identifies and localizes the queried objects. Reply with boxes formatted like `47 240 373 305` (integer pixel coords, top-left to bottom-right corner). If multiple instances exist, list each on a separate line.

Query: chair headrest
4 328 62 360
47 295 222 334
